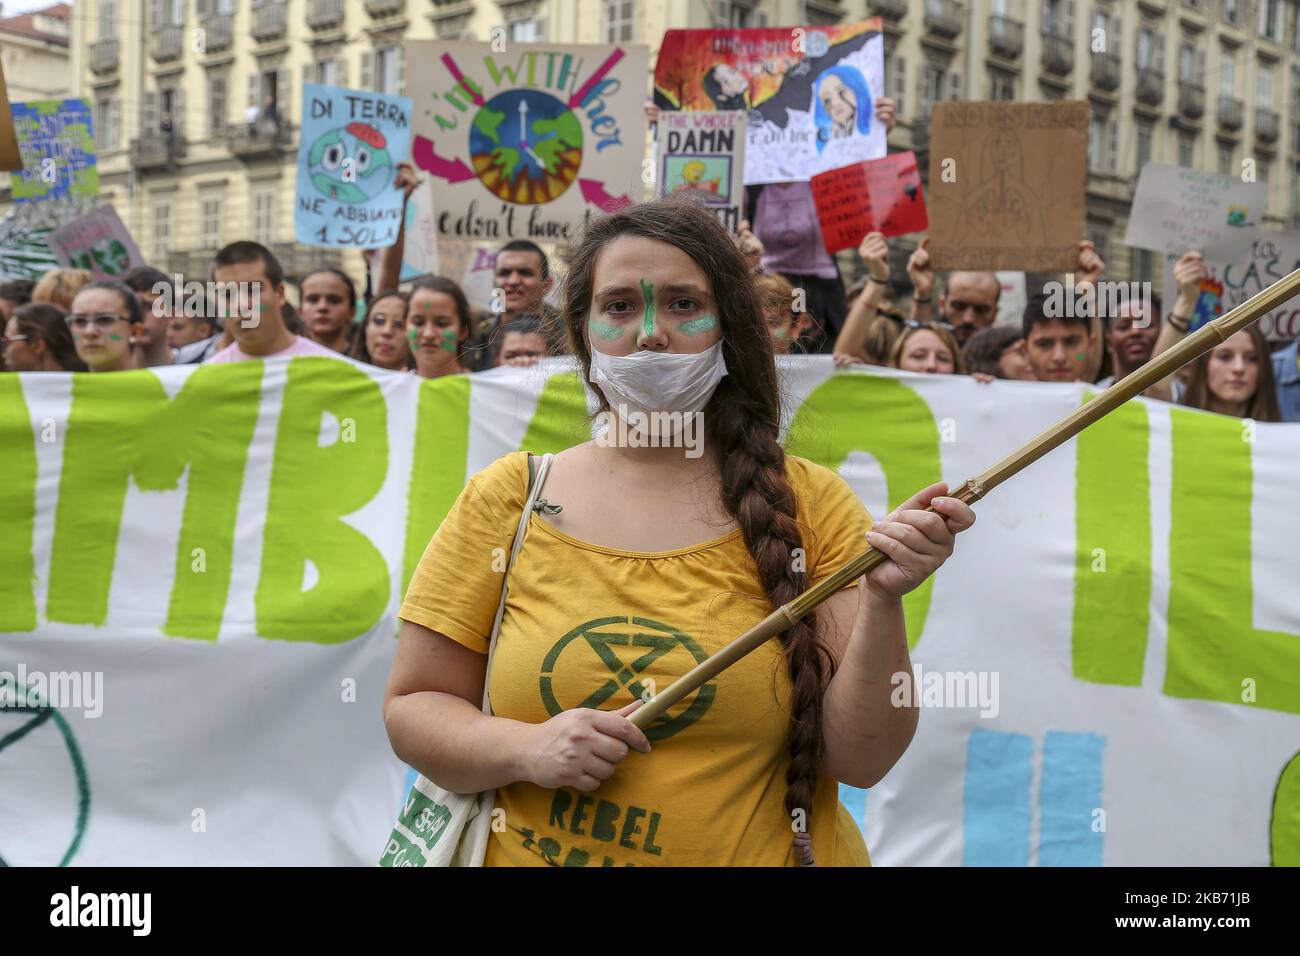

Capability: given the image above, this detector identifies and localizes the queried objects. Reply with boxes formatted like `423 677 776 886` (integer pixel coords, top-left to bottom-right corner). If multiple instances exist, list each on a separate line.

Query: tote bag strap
479 452 554 715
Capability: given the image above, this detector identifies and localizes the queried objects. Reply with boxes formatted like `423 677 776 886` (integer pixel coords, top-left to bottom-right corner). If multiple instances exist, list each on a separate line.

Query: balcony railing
1135 67 1164 105
204 14 233 51
868 0 908 20
226 120 295 160
1256 107 1279 143
151 24 182 62
252 2 288 41
307 0 344 29
130 132 184 170
924 0 963 39
364 0 405 16
1218 94 1243 130
1040 31 1073 75
1178 82 1205 119
988 16 1023 58
1090 51 1119 90
90 37 119 74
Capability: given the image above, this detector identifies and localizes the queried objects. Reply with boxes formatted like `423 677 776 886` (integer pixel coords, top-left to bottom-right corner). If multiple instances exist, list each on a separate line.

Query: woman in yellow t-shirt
384 197 975 867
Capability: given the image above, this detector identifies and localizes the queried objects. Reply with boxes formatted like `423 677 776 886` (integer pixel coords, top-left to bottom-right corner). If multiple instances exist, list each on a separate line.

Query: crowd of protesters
1 100 1296 425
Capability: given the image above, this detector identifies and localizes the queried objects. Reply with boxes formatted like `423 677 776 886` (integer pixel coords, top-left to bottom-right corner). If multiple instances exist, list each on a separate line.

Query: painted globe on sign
307 122 394 204
468 89 583 205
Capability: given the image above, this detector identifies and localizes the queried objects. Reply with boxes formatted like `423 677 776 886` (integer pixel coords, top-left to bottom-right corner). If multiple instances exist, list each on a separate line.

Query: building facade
64 0 1300 292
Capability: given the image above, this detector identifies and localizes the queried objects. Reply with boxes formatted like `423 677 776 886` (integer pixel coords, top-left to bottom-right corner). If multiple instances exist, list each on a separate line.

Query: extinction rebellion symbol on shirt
539 616 716 742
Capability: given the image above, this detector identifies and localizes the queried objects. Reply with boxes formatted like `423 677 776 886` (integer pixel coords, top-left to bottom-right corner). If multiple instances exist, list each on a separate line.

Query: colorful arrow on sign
412 135 476 184
579 178 631 212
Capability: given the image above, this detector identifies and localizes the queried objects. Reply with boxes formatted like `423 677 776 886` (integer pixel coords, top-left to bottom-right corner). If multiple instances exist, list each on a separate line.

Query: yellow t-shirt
400 450 874 867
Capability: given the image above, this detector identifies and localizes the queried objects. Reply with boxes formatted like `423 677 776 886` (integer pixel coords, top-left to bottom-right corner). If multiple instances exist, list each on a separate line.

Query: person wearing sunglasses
66 281 144 373
888 320 965 375
2 302 87 372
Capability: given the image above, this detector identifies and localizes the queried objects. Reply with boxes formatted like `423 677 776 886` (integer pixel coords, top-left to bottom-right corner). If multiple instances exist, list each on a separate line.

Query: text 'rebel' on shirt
399 451 875 867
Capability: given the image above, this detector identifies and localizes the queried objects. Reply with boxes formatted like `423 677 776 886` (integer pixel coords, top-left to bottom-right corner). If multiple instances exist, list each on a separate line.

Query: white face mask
588 341 728 422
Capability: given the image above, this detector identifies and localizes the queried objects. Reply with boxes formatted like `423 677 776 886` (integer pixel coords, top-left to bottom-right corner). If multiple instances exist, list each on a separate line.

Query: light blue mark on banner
399 765 419 816
963 728 1033 866
1039 730 1106 866
839 782 868 832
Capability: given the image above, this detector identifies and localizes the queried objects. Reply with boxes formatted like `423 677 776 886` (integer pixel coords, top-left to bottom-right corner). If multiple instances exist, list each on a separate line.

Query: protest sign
1162 233 1300 340
295 83 413 248
654 21 886 184
368 180 439 291
655 110 746 233
0 61 24 172
2 359 1298 865
1125 164 1265 258
927 101 1087 272
994 271 1027 328
9 99 98 202
46 205 145 279
407 41 649 243
810 150 927 253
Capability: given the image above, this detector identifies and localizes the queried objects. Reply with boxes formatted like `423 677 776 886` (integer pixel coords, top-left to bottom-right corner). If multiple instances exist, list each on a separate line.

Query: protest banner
9 99 98 202
810 150 927 253
2 359 1297 865
1162 233 1300 340
407 41 648 243
46 205 145 279
295 83 413 248
1125 164 1266 258
0 61 24 172
654 21 886 184
655 110 746 233
927 101 1087 272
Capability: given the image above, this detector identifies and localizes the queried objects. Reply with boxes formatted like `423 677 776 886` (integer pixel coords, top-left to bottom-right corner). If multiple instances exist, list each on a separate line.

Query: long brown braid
559 196 835 865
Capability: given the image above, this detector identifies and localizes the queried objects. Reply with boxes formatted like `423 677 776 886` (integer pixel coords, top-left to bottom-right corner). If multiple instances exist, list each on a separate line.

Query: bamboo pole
629 268 1300 730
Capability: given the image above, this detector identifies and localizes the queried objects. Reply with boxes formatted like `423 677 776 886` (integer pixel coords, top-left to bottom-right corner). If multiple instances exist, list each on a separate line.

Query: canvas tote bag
379 452 555 867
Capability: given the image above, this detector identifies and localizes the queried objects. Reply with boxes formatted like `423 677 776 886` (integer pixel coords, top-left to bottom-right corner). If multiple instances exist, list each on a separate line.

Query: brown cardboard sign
926 101 1088 272
0 60 24 172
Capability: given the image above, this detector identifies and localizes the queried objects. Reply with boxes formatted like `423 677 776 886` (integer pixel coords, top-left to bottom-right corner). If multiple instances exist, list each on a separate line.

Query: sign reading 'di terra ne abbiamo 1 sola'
407 41 650 242
295 83 414 248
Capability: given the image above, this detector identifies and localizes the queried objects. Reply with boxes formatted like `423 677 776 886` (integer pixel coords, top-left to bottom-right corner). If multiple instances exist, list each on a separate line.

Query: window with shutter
143 90 158 136
277 68 290 121
893 55 906 117
247 73 259 112
361 50 373 91
148 0 162 29
398 46 406 96
173 87 185 138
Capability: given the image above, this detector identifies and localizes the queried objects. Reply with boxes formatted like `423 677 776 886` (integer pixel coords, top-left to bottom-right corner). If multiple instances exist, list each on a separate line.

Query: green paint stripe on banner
0 376 38 632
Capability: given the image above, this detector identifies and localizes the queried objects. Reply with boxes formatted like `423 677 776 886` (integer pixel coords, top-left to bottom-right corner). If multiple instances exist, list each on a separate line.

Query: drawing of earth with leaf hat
469 89 583 204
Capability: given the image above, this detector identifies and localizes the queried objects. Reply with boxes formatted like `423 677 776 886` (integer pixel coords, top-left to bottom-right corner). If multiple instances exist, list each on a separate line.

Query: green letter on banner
0 376 38 632
1072 394 1151 685
1166 408 1300 714
403 374 470 592
518 371 591 456
785 375 942 647
256 358 389 643
1273 752 1300 866
47 365 261 638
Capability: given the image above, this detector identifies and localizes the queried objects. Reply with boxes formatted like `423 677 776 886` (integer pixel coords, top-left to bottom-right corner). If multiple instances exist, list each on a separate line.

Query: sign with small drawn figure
407 40 650 243
47 205 145 279
655 110 746 233
295 83 413 248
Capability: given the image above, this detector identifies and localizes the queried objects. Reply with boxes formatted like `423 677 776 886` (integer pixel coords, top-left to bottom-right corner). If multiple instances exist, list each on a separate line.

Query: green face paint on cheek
773 328 788 339
640 279 654 337
589 319 622 341
679 315 718 337
108 334 124 342
440 328 459 352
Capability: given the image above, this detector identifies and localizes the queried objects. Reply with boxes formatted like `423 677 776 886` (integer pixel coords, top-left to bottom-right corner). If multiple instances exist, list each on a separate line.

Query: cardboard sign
9 99 98 202
47 205 144 279
407 41 649 243
927 101 1087 272
655 110 746 233
0 61 24 172
1162 234 1300 341
1125 164 1266 258
654 21 886 184
810 150 927 252
294 83 413 248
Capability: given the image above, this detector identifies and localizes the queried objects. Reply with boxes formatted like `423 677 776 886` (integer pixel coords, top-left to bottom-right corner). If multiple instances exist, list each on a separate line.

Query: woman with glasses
2 303 87 372
889 320 965 375
352 288 413 371
66 281 144 373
